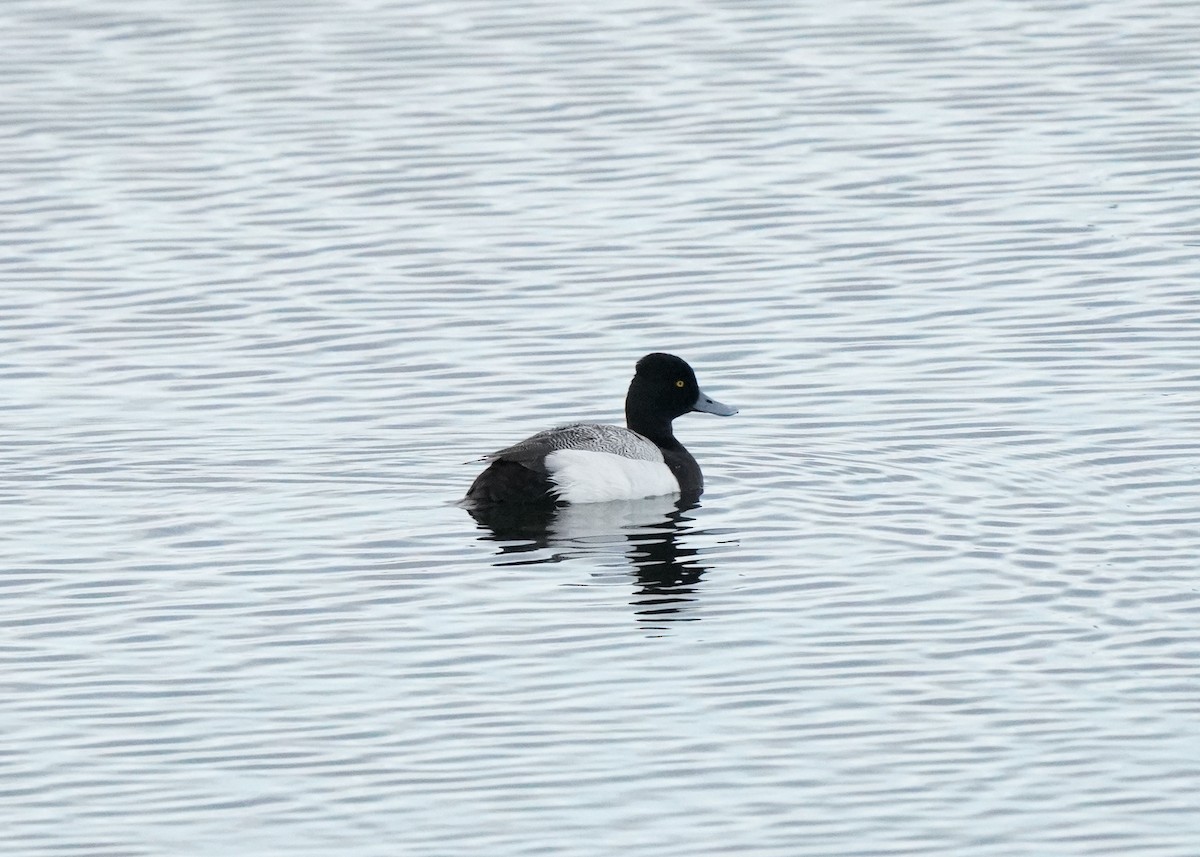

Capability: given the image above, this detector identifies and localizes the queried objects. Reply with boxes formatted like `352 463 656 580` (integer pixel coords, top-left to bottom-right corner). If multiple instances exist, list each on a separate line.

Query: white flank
544 449 680 504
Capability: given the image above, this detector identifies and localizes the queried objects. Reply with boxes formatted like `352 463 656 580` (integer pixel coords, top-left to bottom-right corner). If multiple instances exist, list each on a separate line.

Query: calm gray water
3 1 1199 855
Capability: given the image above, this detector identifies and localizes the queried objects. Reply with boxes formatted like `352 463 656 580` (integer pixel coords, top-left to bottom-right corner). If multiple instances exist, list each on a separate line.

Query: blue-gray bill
693 390 737 416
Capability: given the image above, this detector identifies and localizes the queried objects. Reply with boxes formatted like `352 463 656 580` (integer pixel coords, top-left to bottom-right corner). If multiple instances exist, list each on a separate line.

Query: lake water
3 1 1199 855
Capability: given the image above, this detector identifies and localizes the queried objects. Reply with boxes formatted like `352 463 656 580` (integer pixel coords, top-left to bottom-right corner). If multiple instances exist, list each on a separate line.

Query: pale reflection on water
467 496 720 627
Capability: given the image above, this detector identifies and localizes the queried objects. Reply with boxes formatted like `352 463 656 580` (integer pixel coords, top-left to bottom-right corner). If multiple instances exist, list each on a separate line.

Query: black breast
660 443 702 496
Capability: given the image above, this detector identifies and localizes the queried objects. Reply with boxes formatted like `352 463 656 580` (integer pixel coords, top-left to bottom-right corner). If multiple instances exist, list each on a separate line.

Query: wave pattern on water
2 1 1199 856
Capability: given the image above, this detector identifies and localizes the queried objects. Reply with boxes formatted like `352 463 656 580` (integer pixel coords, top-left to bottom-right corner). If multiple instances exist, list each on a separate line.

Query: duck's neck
625 398 677 448
625 399 703 493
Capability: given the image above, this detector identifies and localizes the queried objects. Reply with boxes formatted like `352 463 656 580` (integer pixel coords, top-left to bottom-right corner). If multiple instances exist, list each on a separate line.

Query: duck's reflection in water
466 494 715 627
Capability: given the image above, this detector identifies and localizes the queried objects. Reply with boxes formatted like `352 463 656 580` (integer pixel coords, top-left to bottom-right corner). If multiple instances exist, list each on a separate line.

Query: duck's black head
625 352 736 443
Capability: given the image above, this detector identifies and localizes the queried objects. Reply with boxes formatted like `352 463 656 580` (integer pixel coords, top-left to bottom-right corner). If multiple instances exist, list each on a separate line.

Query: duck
464 352 736 505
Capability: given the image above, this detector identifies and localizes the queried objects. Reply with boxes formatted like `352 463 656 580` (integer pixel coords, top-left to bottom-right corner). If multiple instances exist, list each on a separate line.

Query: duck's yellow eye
675 379 685 388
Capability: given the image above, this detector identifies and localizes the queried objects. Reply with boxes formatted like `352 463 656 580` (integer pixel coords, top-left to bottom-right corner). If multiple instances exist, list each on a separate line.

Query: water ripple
3 0 1200 855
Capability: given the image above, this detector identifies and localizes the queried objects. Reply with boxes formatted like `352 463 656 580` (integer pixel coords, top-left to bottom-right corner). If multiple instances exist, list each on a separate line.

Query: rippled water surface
4 1 1199 855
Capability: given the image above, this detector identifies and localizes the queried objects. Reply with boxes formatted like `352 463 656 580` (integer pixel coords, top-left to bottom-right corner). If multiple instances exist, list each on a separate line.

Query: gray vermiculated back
491 423 664 465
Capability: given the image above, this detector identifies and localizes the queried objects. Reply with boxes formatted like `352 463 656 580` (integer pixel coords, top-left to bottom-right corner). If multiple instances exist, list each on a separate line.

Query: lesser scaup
464 352 736 505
